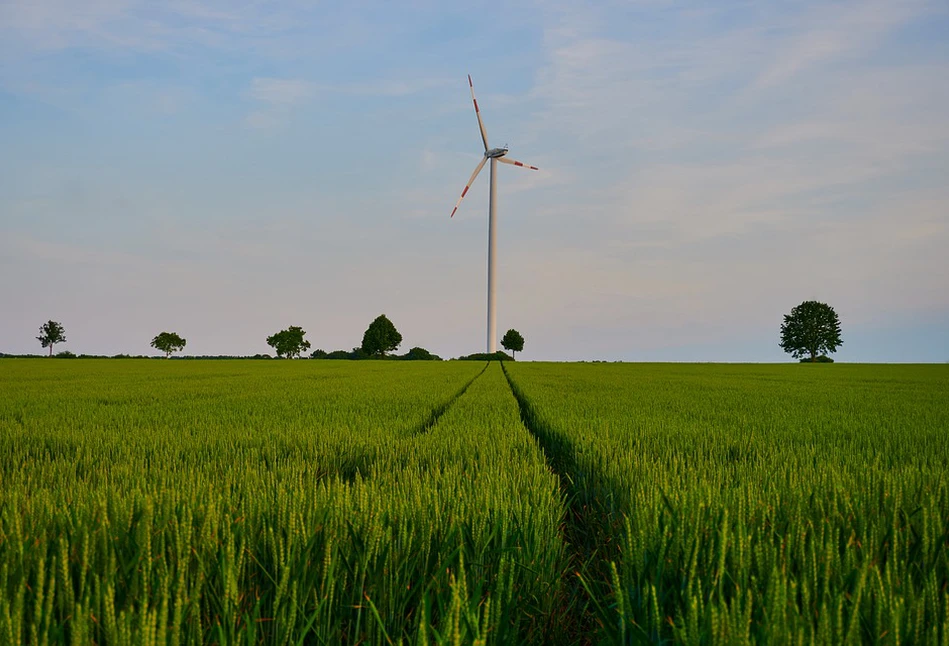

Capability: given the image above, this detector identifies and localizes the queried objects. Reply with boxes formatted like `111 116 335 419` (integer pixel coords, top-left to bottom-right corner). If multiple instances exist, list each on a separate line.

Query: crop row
3 360 947 644
0 360 571 644
505 362 949 644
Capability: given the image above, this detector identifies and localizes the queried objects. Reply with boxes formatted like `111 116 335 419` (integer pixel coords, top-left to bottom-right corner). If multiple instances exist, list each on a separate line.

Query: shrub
800 355 835 363
455 351 513 362
401 347 442 361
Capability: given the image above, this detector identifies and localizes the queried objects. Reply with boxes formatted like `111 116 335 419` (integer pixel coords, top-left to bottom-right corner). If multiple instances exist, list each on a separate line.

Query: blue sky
1 0 947 361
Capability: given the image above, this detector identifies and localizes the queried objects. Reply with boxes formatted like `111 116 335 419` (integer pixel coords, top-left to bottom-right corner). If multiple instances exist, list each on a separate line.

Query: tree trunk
49 345 53 357
810 349 816 362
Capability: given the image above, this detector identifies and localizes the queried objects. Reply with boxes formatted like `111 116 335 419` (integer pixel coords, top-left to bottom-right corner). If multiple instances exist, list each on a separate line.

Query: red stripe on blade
473 99 479 112
461 187 469 196
451 208 457 218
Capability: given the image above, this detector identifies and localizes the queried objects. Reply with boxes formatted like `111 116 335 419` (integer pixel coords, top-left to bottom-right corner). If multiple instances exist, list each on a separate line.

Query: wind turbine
450 75 538 354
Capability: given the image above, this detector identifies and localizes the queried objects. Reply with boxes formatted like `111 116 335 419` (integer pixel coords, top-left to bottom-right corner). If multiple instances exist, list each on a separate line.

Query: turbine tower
450 75 538 354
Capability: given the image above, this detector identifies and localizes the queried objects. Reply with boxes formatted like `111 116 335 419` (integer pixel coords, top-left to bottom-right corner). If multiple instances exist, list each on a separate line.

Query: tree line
25 300 843 362
27 314 529 361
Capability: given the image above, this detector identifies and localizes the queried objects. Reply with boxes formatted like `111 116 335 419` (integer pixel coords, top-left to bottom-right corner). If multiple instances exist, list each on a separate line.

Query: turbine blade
497 157 538 171
450 157 487 218
468 75 489 151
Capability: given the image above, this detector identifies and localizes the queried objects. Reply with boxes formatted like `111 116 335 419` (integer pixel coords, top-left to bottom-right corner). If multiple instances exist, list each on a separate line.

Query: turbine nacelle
485 147 509 159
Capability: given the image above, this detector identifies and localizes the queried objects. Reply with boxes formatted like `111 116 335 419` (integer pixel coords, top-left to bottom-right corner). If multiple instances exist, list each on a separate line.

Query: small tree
361 315 402 357
779 300 843 362
501 329 525 358
266 326 311 359
37 320 66 356
151 332 187 358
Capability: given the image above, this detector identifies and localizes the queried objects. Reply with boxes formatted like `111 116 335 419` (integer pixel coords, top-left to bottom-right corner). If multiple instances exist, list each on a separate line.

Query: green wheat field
1 360 947 644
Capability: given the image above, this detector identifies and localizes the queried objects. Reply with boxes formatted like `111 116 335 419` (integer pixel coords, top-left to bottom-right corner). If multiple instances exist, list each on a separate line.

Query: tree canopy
779 300 843 362
361 315 402 357
151 332 187 358
266 326 311 359
37 320 66 356
501 329 525 358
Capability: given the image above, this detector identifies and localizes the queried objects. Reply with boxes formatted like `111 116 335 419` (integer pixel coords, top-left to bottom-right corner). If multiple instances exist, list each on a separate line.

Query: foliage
266 325 311 358
780 300 843 361
501 329 525 357
455 351 513 361
401 347 442 361
361 314 402 357
150 331 187 358
801 354 835 363
315 346 440 361
54 350 76 359
349 346 370 360
36 320 66 356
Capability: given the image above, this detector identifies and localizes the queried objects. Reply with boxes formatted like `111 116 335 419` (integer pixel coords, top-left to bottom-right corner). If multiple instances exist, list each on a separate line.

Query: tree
151 332 187 358
361 314 402 357
779 300 843 362
37 320 66 356
501 329 525 358
266 326 311 359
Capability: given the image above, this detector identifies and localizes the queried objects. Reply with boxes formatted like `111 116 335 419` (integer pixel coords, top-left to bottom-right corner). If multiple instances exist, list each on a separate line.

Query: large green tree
779 300 843 362
501 329 525 358
37 320 66 356
151 332 187 358
266 326 311 359
361 314 402 357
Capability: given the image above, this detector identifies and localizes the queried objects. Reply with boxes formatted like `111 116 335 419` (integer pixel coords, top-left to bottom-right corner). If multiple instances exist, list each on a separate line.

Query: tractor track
411 362 489 435
502 362 623 645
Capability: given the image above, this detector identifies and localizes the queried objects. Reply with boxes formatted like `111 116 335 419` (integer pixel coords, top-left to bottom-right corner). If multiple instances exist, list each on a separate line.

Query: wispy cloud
0 0 131 49
242 77 312 128
248 77 312 105
317 78 452 97
754 0 937 87
2 0 947 359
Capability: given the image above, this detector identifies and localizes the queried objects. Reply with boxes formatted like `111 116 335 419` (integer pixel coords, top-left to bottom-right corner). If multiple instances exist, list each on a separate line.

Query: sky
1 0 947 362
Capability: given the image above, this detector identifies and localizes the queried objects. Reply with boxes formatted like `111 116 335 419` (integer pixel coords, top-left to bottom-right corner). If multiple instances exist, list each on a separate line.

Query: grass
1 359 947 643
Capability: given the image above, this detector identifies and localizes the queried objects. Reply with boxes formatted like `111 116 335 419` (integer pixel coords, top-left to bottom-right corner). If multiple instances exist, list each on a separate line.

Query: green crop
1 359 947 644
0 360 568 644
505 362 949 644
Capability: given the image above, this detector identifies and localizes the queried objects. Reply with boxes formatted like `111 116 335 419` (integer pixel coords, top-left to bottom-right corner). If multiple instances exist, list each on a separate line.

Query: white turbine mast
450 75 538 354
